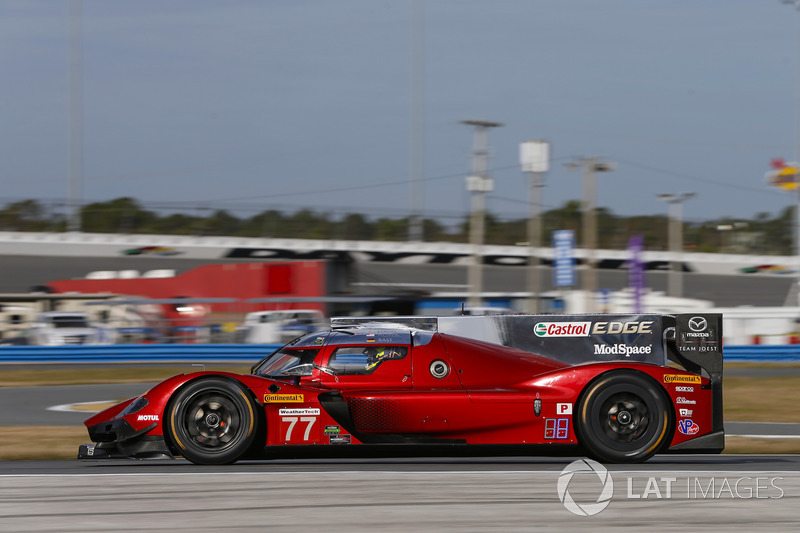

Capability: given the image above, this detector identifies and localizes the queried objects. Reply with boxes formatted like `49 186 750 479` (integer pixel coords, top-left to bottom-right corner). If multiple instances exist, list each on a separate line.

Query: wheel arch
574 368 675 461
162 374 265 459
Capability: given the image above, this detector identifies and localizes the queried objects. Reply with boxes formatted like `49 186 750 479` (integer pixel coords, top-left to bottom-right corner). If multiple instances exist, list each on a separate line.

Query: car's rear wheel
575 371 671 463
165 378 257 465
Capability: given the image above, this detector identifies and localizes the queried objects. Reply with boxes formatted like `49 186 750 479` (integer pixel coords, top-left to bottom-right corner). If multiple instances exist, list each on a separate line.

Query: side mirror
314 364 336 376
277 363 315 377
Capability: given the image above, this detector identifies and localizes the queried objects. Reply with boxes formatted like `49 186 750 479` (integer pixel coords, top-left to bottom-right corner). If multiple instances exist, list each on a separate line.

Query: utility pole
780 0 800 305
565 157 615 313
461 120 502 308
520 140 550 314
408 0 424 242
658 193 695 298
67 0 83 232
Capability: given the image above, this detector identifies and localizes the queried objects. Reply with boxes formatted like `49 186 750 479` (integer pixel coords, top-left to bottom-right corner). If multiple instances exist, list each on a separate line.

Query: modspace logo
534 322 591 338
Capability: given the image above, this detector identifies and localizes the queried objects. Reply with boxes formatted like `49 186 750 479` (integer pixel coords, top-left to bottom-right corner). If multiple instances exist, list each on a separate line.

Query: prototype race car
79 313 724 464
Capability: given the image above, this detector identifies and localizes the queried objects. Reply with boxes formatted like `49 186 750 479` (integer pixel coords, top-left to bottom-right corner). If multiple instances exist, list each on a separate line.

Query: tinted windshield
250 332 328 376
252 347 320 377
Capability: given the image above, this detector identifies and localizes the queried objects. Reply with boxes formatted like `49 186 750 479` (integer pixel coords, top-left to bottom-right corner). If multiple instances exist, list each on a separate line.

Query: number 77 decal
282 416 317 441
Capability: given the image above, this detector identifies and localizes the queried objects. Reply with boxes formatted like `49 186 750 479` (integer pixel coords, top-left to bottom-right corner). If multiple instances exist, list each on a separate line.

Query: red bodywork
81 314 723 463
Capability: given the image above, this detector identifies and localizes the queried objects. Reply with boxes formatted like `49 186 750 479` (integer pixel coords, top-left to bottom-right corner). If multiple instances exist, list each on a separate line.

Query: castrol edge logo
534 320 654 338
534 322 591 337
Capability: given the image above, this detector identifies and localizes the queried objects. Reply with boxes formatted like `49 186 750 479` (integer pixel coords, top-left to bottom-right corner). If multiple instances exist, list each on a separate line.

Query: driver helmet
364 346 400 370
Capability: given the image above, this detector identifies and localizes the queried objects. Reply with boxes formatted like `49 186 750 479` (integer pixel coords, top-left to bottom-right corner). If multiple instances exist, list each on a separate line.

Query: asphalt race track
3 383 158 426
2 367 799 531
2 456 799 531
1 383 800 531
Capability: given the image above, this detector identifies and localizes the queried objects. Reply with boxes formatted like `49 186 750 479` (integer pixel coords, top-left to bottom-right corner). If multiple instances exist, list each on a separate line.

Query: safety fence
723 345 800 362
0 344 798 364
0 344 280 364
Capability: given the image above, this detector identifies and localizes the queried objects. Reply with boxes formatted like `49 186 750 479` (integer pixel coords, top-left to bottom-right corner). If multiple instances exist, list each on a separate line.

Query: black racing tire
575 370 672 464
165 378 258 465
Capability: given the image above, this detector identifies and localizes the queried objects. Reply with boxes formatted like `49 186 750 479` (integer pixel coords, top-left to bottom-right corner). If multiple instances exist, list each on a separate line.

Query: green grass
0 364 249 387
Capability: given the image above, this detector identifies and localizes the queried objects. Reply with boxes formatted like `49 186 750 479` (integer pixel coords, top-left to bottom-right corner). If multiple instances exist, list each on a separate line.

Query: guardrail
723 345 800 362
0 344 799 364
0 344 281 364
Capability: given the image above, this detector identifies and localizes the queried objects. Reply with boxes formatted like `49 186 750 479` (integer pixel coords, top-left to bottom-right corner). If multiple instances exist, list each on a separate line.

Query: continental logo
263 393 304 403
534 320 654 338
663 374 701 384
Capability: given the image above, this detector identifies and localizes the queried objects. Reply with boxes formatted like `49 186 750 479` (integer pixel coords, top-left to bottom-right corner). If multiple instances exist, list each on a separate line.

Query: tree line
0 197 792 255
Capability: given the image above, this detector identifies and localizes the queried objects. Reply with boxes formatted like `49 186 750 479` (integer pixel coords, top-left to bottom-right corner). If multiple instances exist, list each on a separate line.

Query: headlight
118 397 149 417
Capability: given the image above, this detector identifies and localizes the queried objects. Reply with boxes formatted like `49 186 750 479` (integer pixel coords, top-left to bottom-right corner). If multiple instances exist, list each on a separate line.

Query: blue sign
627 234 645 313
553 230 575 287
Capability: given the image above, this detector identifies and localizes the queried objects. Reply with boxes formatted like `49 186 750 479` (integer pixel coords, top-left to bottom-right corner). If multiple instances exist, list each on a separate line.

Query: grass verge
723 438 800 455
0 427 88 461
0 365 248 387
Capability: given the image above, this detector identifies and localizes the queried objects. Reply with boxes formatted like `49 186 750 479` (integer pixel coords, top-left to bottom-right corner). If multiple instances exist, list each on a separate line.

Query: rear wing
663 314 724 442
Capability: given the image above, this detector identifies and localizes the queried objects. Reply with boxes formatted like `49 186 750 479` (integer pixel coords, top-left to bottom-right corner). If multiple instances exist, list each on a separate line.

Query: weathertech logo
534 322 591 337
663 374 701 384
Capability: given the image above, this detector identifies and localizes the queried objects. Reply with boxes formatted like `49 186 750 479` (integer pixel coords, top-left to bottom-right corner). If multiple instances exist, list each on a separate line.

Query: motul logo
534 322 591 337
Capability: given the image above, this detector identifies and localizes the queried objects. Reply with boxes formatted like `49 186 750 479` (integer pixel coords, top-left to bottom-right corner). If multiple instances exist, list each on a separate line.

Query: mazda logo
688 316 707 332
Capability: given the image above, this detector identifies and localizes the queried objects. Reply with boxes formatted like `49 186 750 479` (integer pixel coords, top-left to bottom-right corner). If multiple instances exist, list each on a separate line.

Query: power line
614 157 787 197
546 125 796 151
170 164 525 205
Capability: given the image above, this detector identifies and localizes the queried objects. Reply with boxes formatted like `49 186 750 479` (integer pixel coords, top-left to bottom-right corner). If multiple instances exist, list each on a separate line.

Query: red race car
79 313 724 464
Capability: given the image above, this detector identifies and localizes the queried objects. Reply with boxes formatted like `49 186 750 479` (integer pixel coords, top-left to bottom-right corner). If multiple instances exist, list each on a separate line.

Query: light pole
67 0 83 232
461 120 502 308
565 157 615 313
408 0 424 242
658 192 695 298
780 0 800 304
520 140 550 313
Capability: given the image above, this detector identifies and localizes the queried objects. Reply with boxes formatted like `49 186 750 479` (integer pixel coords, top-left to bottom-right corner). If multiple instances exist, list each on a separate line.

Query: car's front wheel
575 371 671 463
165 378 257 465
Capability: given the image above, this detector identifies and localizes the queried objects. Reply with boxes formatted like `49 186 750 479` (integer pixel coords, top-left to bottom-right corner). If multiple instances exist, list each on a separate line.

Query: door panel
321 345 412 391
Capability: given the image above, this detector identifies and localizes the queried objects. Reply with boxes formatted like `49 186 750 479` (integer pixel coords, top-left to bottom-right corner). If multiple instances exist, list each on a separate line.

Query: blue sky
2 0 800 226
